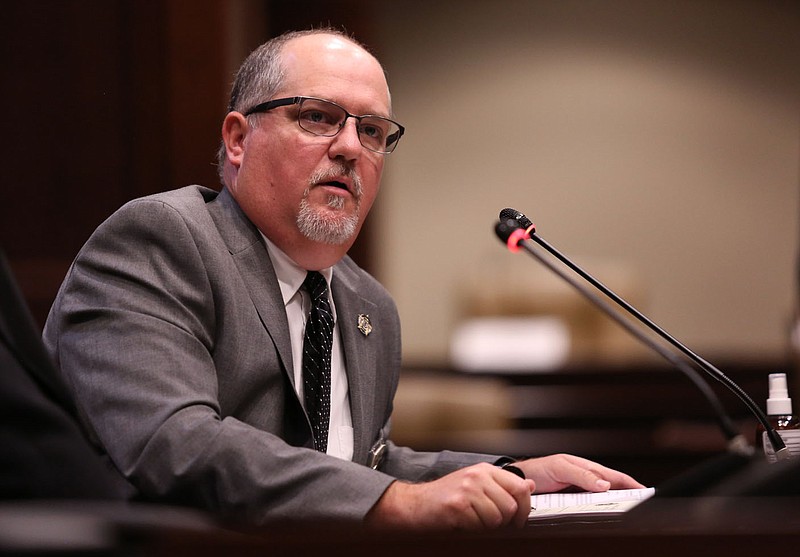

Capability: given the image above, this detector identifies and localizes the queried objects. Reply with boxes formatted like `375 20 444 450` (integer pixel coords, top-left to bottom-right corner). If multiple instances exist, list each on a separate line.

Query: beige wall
369 0 800 365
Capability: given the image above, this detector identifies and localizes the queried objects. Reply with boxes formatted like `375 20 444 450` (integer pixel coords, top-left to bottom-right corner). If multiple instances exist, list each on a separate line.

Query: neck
273 233 352 271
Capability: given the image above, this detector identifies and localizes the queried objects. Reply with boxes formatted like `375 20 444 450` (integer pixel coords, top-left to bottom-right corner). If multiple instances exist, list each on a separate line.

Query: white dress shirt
262 235 354 461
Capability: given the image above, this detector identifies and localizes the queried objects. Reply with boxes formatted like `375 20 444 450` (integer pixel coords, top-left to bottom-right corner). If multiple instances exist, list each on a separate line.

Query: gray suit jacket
43 186 494 524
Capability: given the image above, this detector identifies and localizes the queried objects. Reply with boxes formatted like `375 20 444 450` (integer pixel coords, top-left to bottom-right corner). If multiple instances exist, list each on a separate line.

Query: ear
221 112 248 170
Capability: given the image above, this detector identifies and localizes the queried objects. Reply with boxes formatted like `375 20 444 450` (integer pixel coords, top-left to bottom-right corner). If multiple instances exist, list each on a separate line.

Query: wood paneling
2 0 380 328
1 1 247 326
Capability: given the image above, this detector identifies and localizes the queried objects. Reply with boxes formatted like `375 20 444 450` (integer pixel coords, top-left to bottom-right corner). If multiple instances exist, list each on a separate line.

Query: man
44 29 641 529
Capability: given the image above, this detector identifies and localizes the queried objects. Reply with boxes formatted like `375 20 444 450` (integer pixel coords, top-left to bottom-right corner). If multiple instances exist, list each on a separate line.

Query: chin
297 202 360 245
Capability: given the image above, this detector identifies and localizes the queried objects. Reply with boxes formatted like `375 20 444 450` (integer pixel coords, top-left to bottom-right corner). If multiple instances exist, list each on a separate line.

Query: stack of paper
528 487 656 522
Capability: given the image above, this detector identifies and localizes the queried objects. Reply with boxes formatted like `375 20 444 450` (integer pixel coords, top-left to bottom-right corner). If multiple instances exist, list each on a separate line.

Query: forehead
278 34 391 116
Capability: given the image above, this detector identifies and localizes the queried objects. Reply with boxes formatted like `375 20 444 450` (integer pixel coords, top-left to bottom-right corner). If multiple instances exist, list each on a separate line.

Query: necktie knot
303 270 328 300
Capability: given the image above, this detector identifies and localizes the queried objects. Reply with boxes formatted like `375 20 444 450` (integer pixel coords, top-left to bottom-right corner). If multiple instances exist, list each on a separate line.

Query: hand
365 462 536 530
514 454 645 493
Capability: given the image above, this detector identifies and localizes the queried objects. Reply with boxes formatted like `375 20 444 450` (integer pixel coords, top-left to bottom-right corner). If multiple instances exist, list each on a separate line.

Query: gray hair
216 28 376 184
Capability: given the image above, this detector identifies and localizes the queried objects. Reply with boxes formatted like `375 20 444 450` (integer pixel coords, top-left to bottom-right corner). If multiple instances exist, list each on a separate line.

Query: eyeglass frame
243 96 405 154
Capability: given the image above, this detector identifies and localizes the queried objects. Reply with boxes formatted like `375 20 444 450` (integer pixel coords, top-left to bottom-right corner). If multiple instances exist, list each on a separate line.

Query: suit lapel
331 271 378 466
208 188 294 380
208 189 380 459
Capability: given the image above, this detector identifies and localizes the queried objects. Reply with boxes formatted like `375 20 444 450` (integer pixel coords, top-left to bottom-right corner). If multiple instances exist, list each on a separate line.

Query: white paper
528 487 655 520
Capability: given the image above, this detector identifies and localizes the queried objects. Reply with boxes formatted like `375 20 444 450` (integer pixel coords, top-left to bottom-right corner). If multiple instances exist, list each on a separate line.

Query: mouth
316 178 355 198
309 165 362 201
322 180 349 191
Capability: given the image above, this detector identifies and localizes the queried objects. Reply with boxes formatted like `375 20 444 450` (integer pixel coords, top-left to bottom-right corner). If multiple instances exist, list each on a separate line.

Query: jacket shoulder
123 185 219 213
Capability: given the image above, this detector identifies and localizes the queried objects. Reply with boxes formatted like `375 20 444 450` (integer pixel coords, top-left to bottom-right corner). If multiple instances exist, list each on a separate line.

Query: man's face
227 34 391 269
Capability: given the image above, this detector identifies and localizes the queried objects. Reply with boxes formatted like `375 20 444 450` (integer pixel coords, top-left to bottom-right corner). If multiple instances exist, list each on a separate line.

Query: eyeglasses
244 96 405 154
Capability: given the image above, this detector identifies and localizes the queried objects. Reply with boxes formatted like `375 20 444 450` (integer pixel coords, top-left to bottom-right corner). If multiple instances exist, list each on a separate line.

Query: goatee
297 165 363 245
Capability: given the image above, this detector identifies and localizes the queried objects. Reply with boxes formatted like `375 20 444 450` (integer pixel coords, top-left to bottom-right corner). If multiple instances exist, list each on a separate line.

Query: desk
223 497 800 556
4 495 796 556
5 452 800 557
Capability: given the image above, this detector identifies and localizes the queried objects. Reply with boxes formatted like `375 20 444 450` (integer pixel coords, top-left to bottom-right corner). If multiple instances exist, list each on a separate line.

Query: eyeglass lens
297 98 402 153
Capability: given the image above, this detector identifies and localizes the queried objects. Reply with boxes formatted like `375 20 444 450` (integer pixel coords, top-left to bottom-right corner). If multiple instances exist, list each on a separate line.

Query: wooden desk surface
4 488 800 556
148 495 800 556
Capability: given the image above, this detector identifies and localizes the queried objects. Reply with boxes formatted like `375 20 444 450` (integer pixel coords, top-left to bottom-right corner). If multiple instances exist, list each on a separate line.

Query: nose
328 117 363 161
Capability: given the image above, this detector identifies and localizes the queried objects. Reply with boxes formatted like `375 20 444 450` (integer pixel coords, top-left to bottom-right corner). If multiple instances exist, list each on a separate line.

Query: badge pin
357 314 373 336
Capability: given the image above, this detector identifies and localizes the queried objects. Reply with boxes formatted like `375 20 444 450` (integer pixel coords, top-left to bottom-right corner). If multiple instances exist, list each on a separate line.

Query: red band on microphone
506 228 529 253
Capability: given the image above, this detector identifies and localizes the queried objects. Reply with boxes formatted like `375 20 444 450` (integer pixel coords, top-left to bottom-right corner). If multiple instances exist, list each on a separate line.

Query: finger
511 481 535 528
548 459 612 492
563 461 644 492
475 475 522 527
490 469 535 527
523 454 646 493
444 466 510 529
566 457 645 490
470 489 508 529
457 503 487 530
598 470 644 489
599 467 645 489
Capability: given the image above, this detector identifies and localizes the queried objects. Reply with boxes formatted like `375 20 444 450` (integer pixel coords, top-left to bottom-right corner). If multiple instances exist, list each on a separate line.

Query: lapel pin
357 314 373 336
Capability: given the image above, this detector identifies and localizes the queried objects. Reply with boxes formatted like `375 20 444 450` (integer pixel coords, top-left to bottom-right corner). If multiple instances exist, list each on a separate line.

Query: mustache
309 163 363 199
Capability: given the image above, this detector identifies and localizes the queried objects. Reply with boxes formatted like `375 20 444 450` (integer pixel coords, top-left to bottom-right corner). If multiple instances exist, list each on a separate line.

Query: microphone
495 213 788 459
493 217 746 452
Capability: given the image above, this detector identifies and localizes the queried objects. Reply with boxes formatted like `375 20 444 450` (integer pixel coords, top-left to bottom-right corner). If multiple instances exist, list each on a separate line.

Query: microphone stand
495 218 788 459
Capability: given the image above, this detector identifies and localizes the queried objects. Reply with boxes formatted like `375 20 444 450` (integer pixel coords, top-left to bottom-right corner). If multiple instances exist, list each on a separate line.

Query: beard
296 164 363 245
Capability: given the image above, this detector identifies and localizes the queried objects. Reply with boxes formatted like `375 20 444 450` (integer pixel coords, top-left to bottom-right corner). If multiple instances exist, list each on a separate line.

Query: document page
528 487 655 521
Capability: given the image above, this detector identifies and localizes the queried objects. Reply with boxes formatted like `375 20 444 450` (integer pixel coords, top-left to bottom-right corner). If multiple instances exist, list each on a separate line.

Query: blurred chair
0 249 127 500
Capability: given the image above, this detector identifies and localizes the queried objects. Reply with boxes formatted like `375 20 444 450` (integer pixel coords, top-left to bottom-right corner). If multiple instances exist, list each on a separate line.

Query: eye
360 124 382 139
298 100 343 129
359 120 388 141
300 108 337 125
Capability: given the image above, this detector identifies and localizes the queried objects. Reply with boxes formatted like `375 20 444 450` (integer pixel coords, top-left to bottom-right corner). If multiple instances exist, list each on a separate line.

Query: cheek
242 135 295 193
360 160 384 205
360 155 384 185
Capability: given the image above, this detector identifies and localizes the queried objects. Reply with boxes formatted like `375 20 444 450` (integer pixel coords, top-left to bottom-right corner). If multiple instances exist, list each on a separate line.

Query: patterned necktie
301 271 334 452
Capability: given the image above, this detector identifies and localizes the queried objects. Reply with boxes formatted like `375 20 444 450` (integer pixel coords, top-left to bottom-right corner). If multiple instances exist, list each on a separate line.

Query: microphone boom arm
495 217 788 457
528 231 787 456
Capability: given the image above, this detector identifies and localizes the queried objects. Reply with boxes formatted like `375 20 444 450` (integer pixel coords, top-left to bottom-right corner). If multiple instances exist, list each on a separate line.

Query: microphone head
499 208 535 233
495 218 528 253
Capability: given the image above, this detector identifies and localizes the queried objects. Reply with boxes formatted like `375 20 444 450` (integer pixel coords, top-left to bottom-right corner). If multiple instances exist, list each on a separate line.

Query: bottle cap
767 373 793 415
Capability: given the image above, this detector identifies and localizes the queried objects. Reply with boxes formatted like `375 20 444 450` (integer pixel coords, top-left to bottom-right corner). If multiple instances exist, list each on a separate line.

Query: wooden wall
2 0 227 326
2 0 379 328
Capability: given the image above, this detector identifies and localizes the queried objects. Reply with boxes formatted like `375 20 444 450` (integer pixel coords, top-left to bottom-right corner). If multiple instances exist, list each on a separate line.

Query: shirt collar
261 233 334 306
